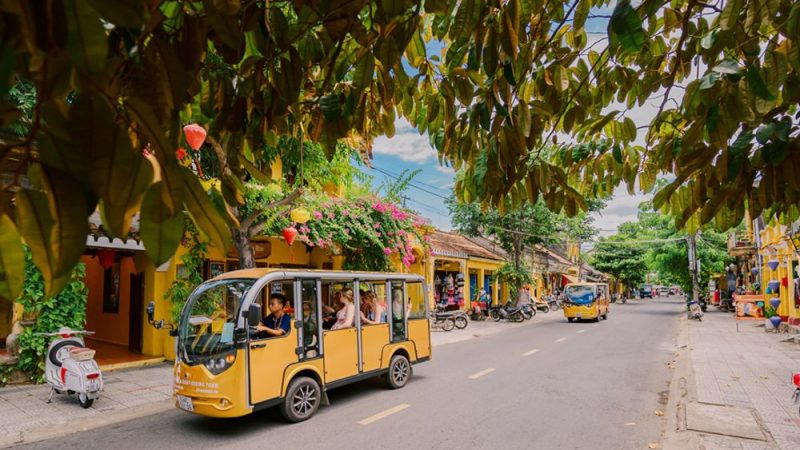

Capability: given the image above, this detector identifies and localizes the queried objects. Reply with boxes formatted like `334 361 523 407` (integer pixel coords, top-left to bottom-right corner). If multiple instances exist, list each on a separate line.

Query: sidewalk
0 364 173 448
665 308 800 450
429 308 564 347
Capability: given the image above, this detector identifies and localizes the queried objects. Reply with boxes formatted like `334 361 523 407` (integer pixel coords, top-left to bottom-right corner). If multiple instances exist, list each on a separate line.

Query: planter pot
765 318 775 330
767 280 780 293
767 259 780 271
769 297 781 309
769 315 782 329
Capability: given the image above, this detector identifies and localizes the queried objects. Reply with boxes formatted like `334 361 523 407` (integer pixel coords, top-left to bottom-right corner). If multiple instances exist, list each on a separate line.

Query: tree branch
241 188 304 233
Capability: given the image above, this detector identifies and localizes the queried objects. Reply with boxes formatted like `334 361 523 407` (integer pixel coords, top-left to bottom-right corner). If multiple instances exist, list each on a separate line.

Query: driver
255 293 291 337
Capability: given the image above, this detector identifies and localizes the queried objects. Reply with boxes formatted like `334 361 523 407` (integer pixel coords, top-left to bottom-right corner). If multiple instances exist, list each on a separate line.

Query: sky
364 8 657 239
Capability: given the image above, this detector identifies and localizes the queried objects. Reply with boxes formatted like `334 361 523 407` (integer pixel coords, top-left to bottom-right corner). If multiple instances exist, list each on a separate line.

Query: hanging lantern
767 259 780 271
97 249 116 269
282 227 298 246
767 280 780 293
769 297 781 309
751 267 759 276
769 315 782 329
290 207 310 224
183 124 207 150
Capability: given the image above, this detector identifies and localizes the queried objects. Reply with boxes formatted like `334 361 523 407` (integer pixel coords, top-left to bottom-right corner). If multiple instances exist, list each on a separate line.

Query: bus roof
210 268 425 282
564 282 608 287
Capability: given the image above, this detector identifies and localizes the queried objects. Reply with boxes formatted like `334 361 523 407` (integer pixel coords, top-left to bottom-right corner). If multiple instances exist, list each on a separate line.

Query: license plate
177 395 194 412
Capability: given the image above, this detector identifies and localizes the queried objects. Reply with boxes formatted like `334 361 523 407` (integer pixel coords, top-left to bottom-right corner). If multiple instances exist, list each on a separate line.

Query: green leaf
608 0 645 53
64 0 108 74
745 65 776 100
719 0 742 30
139 183 183 266
712 60 740 75
182 170 233 253
700 30 717 50
352 53 375 90
727 130 753 181
0 215 25 302
698 72 719 90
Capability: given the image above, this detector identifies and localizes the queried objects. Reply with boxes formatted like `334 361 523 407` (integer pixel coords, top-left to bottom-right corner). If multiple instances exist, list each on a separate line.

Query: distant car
640 286 653 299
658 287 669 297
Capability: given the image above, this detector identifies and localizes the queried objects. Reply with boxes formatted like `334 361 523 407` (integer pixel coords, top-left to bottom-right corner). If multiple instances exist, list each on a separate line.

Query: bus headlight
204 351 235 375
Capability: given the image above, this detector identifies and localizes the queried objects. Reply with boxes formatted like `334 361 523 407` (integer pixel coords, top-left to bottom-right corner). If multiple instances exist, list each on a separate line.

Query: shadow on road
174 374 429 438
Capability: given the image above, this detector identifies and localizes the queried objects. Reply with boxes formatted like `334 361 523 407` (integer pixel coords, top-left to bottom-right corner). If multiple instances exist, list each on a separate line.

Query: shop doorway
128 273 144 353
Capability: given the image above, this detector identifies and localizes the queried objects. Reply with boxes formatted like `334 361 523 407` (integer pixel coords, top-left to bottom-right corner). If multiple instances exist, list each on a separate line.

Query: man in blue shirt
256 293 291 337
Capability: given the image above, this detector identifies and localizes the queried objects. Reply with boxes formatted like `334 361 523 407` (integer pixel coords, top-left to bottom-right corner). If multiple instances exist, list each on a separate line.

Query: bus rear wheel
384 354 411 389
281 376 321 423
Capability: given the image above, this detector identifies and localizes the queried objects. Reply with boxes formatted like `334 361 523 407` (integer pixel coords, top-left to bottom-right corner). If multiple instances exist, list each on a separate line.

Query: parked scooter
546 295 563 311
533 300 550 313
792 372 800 416
687 299 704 321
434 305 469 329
39 327 103 408
490 302 525 322
520 302 535 320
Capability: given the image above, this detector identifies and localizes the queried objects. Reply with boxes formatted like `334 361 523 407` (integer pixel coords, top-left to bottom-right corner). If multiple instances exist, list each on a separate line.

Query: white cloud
372 118 436 163
435 165 455 175
591 186 652 236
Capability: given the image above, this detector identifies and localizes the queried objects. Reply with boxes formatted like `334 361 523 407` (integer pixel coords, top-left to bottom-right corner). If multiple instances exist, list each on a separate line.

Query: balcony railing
728 232 756 255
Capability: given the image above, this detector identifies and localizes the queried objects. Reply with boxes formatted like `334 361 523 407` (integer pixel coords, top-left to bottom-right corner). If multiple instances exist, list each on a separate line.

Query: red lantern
175 147 187 160
282 227 298 246
97 249 116 269
183 124 207 150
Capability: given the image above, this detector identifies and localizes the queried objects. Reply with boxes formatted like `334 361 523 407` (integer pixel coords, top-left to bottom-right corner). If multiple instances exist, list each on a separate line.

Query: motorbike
520 303 535 320
39 327 104 408
533 301 550 313
546 295 562 311
434 305 469 329
792 372 800 416
687 299 704 321
698 295 707 312
489 302 525 322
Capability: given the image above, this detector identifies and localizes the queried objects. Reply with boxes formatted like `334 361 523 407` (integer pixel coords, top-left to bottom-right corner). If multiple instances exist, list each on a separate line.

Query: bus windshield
565 285 595 305
178 278 256 363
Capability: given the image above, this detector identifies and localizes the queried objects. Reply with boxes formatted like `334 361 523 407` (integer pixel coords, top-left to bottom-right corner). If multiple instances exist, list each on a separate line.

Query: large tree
1 0 798 300
590 222 647 295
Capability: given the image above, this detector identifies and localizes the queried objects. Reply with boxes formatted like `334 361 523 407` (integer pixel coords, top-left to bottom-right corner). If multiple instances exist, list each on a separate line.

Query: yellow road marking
358 404 411 425
523 349 540 356
468 368 496 379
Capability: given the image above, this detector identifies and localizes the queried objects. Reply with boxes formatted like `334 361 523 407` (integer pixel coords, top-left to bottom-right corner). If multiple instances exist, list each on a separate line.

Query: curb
0 399 174 449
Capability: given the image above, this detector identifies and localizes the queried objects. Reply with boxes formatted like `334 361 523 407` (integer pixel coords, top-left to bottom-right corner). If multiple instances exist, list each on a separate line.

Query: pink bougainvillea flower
175 147 187 160
409 254 416 263
342 209 350 216
374 223 381 229
313 211 323 219
383 248 392 255
375 232 381 237
328 212 335 219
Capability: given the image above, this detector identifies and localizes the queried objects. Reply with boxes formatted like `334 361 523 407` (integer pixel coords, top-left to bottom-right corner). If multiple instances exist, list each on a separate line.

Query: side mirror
146 301 155 323
247 303 262 327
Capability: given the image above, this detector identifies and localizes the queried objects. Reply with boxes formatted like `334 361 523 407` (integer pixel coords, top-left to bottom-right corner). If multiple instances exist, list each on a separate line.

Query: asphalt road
22 297 683 450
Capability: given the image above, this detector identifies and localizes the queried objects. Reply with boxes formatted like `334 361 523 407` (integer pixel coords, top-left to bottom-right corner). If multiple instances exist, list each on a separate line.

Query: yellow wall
83 255 137 346
758 222 799 328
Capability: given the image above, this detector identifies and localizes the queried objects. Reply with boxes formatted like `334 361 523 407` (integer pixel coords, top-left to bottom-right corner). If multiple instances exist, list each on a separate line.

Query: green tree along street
590 222 647 296
448 194 601 300
1 0 799 300
590 199 734 296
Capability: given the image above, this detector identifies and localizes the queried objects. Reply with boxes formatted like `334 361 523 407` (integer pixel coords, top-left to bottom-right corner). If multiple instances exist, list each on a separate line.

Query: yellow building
756 221 800 331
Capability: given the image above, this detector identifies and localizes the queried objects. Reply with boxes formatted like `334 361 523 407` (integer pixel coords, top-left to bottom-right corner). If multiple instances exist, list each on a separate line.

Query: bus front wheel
385 354 411 389
281 376 321 423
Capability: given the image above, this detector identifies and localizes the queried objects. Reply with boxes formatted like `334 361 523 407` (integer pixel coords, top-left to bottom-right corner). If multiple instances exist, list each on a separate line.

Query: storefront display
434 271 465 310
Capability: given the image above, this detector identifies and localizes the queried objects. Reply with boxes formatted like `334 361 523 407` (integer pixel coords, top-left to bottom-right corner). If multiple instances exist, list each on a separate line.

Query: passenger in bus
255 293 291 338
321 291 342 330
301 302 318 347
329 289 355 330
360 291 385 325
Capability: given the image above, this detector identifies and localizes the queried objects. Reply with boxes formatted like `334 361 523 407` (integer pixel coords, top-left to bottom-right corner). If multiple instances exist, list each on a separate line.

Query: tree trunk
512 236 524 306
234 228 256 269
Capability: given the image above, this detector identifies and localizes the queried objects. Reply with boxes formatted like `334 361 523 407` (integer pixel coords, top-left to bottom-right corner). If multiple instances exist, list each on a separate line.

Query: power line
372 165 452 194
369 166 452 200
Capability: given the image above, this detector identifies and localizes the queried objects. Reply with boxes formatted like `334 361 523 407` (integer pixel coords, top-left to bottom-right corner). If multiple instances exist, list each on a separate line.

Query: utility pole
687 232 701 300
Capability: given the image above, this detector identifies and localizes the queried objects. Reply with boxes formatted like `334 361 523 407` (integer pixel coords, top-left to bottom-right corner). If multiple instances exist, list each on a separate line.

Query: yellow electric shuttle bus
562 282 610 322
162 269 431 422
